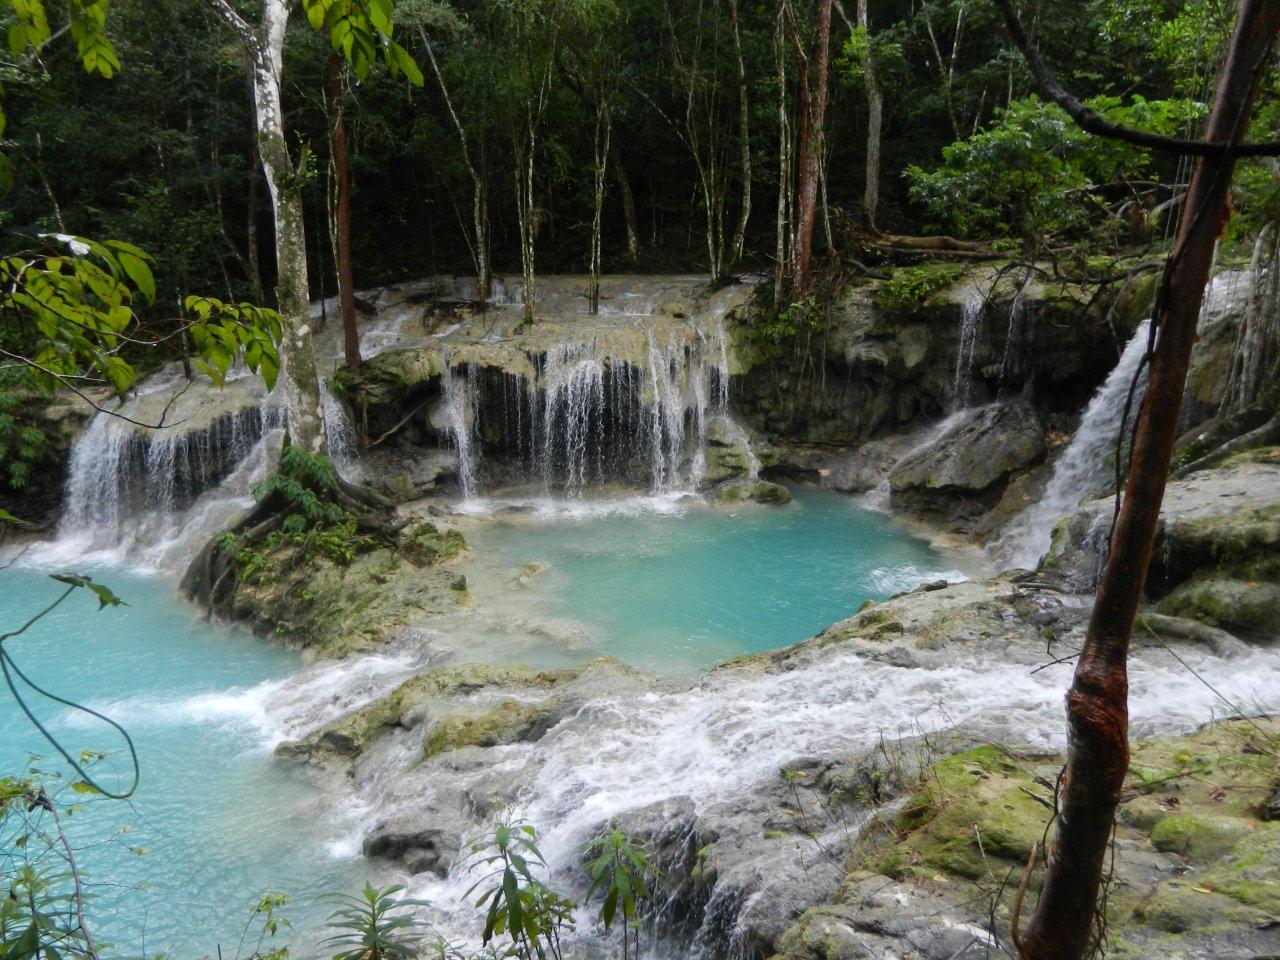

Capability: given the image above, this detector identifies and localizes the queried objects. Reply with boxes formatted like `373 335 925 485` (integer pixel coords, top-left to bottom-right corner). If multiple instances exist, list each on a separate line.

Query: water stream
995 319 1152 568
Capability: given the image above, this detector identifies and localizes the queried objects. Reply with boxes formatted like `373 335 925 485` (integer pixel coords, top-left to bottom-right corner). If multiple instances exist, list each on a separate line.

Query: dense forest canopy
1 0 1267 312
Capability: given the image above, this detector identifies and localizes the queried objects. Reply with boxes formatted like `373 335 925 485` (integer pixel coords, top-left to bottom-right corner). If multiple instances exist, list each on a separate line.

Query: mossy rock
715 479 792 505
401 522 467 567
1157 575 1280 635
876 746 1051 881
1220 445 1280 469
1197 825 1280 913
1139 882 1271 933
424 698 554 757
1150 813 1253 861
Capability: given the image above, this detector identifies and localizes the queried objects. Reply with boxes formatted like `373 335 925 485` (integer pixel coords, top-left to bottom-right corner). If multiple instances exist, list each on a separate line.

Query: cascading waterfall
444 321 735 498
47 373 283 564
995 319 1153 569
951 289 986 411
440 362 480 498
322 383 361 481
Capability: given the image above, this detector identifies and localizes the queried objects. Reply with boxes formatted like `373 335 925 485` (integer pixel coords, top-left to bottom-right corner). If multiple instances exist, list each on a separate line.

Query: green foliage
0 370 51 492
321 883 432 960
750 296 820 357
581 827 657 935
186 296 284 390
464 816 575 960
302 0 424 85
873 265 964 313
905 96 1204 239
246 448 377 571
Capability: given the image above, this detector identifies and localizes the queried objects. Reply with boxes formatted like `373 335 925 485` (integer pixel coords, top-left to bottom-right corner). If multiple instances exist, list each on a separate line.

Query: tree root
1173 414 1280 477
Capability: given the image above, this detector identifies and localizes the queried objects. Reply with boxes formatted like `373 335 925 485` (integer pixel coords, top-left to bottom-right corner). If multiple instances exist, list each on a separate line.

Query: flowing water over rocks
14 270 1280 960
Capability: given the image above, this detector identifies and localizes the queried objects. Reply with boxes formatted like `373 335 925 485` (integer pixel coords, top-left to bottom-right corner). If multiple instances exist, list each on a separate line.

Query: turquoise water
465 486 967 676
0 486 966 956
0 568 364 958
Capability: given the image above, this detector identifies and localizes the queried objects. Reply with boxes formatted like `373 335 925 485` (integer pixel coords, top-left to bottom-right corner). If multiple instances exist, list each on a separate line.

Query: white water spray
996 319 1153 568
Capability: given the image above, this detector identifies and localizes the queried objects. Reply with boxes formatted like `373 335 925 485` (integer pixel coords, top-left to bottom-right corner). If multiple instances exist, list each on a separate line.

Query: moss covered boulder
223 519 468 659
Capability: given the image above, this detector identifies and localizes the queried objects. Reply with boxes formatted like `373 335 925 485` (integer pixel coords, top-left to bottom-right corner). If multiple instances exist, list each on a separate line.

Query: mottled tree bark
210 0 326 455
1017 3 1280 957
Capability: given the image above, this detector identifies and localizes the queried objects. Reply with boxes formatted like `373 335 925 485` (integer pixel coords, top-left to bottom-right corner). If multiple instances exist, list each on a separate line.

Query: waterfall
440 363 480 498
951 290 986 411
446 321 732 498
47 384 283 565
995 319 1153 569
322 383 361 481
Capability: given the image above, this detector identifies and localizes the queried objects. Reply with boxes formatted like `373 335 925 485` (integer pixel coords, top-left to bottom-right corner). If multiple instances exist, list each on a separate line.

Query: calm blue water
465 486 967 676
0 568 363 958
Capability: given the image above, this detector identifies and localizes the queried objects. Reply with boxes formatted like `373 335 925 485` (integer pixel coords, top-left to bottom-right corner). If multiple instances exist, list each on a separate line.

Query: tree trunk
251 2 325 453
1017 4 1280 957
793 0 832 292
515 121 538 326
611 140 640 259
727 0 751 272
773 7 792 305
421 28 490 300
856 0 882 226
328 53 361 370
589 101 611 315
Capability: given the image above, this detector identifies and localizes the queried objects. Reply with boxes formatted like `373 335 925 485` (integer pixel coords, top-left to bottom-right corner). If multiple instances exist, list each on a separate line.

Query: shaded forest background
4 0 1268 315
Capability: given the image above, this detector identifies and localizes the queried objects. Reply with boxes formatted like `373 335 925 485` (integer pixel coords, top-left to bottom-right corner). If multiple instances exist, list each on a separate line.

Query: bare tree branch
993 0 1280 157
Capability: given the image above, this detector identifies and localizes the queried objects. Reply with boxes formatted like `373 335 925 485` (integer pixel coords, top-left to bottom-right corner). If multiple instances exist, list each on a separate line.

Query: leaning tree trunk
422 29 491 300
793 0 832 293
611 140 640 259
1017 4 1280 958
328 53 361 370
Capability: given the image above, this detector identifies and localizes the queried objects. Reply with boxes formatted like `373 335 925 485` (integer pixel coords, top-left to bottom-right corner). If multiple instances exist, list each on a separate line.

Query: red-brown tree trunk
792 0 832 293
329 52 361 370
1018 3 1280 958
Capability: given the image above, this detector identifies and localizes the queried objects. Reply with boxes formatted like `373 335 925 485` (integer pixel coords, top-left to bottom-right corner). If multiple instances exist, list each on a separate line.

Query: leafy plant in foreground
321 883 434 960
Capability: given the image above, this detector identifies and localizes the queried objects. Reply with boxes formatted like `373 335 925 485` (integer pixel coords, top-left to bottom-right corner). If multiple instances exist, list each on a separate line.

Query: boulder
715 479 793 506
888 402 1045 523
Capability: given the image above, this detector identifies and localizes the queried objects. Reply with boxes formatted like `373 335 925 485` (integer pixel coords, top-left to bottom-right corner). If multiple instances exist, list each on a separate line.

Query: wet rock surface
888 401 1046 526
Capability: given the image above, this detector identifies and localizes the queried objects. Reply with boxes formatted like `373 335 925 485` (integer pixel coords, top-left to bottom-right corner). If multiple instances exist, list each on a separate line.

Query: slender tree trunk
793 0 832 292
727 0 752 272
421 28 491 300
856 0 882 226
611 140 640 259
211 0 326 455
589 101 611 314
328 53 360 369
515 118 538 326
1018 4 1280 957
774 7 792 305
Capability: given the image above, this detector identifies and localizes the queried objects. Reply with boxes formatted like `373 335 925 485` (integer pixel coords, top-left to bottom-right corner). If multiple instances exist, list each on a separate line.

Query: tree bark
328 53 361 370
589 100 611 314
727 0 752 272
793 0 832 293
210 0 326 455
1017 4 1280 958
855 0 882 227
611 140 640 259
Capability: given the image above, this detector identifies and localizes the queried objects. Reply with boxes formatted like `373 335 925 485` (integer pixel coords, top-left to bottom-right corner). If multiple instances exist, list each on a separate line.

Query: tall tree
208 0 421 453
793 0 833 291
989 2 1280 957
